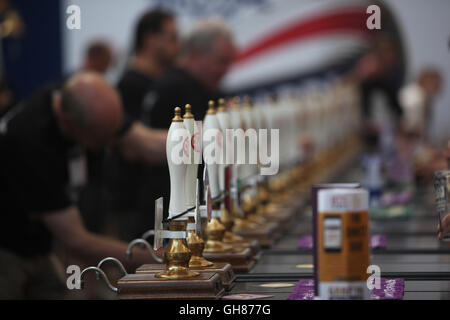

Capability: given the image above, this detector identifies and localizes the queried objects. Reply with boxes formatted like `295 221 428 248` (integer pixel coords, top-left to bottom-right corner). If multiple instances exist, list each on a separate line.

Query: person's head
376 36 399 69
181 19 236 91
52 72 123 150
134 9 178 67
418 67 442 98
83 41 114 74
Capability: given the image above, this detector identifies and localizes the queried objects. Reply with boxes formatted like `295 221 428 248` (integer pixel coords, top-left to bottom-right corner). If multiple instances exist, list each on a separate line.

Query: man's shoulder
18 83 55 119
2 87 49 137
1 84 69 157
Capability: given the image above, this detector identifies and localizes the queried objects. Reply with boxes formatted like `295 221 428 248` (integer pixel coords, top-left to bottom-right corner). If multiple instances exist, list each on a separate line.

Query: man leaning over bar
145 18 236 211
0 72 163 299
108 9 179 240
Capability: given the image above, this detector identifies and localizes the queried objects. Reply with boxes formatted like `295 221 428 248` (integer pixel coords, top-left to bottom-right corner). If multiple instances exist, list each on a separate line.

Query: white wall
61 0 364 86
383 0 450 145
61 0 450 143
62 0 151 81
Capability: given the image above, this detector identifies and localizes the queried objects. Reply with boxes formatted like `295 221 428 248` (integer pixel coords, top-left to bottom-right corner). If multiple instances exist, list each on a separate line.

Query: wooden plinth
223 238 261 260
117 272 224 300
233 222 280 248
203 247 255 273
136 263 236 291
243 239 261 260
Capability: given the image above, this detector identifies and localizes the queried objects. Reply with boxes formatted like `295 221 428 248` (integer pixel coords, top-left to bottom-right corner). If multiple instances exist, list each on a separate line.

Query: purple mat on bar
381 190 414 206
298 235 387 249
370 234 387 249
287 278 404 300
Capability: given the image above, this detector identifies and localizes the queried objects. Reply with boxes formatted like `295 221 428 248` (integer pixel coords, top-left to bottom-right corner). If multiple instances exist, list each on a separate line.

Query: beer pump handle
203 101 221 199
224 166 232 212
217 98 232 195
166 107 187 218
154 197 164 250
201 166 212 221
195 178 202 234
184 104 199 207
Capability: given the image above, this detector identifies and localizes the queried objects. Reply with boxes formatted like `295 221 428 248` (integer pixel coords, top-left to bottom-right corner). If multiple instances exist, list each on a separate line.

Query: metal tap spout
126 238 163 264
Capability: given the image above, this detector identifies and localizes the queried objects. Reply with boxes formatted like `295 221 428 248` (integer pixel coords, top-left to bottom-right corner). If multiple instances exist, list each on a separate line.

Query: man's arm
117 121 167 164
41 205 161 272
438 214 450 240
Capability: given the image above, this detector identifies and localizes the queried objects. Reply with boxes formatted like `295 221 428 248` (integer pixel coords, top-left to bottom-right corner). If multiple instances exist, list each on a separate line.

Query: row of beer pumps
79 78 363 298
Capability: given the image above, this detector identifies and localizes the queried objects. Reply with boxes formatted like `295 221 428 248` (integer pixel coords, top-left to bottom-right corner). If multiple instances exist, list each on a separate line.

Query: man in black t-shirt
108 10 179 239
118 9 178 125
145 19 236 211
75 40 115 234
0 72 160 299
149 19 235 128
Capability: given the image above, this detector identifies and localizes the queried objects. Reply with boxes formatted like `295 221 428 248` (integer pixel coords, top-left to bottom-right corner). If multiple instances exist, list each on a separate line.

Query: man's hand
118 121 167 164
41 205 162 270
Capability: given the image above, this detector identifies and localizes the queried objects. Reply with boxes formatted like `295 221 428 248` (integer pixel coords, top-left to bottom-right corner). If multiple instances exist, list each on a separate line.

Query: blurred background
1 0 449 144
1 0 450 300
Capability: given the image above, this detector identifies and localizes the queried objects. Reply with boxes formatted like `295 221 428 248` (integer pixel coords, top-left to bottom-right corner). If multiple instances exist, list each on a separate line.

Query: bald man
0 72 160 299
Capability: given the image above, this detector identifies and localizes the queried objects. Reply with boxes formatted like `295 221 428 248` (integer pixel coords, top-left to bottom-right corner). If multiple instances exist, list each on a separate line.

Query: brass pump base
187 229 214 268
155 220 199 279
186 216 214 268
220 207 246 244
232 217 260 232
247 214 267 225
220 207 234 231
223 231 244 243
136 262 236 291
203 247 255 273
233 220 281 248
155 267 199 279
203 218 234 253
204 240 234 253
189 255 215 268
